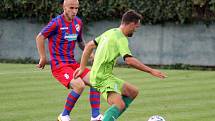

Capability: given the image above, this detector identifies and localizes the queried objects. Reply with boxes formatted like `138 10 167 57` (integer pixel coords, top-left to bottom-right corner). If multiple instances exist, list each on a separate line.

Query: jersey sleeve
40 18 58 38
94 35 102 45
77 21 83 42
116 38 132 58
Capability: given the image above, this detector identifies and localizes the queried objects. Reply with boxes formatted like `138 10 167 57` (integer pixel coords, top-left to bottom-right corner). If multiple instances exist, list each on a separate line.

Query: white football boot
57 114 71 121
91 114 104 121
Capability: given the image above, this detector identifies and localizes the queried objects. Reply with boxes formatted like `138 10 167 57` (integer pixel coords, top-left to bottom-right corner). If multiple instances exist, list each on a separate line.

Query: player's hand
150 69 167 79
36 58 46 69
73 67 85 79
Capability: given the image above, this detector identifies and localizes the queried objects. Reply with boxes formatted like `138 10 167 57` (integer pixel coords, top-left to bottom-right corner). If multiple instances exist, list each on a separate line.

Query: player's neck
63 13 74 22
119 25 129 37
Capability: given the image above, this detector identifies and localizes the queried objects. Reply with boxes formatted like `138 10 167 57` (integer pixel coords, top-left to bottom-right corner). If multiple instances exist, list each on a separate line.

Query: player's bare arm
124 56 167 79
74 40 96 78
36 33 47 69
78 40 95 61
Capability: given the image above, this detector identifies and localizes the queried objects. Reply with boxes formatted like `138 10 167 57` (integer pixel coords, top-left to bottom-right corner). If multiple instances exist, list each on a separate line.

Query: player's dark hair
122 10 143 24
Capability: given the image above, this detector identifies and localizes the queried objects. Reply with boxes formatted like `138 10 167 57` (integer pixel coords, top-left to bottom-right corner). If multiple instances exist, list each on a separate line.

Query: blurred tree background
0 0 214 23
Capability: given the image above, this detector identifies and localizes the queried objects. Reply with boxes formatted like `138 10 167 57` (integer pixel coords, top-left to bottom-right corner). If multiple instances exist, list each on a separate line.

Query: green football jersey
90 28 132 87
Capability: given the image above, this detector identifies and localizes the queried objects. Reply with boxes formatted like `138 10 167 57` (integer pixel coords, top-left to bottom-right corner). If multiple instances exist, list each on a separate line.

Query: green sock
103 105 120 121
118 96 133 116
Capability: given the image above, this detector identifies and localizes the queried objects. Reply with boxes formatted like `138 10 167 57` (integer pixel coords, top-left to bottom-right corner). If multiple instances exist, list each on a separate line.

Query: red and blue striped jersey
41 14 83 71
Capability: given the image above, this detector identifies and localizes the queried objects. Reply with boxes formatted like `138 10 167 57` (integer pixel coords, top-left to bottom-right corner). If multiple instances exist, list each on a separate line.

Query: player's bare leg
119 82 139 116
121 82 139 99
102 82 139 121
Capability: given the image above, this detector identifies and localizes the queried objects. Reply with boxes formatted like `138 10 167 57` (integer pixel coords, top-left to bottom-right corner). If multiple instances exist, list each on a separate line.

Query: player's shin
62 90 81 116
118 96 134 116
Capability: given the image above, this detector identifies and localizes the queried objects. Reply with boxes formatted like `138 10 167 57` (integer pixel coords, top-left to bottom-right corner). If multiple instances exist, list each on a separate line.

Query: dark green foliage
0 0 214 23
0 0 61 22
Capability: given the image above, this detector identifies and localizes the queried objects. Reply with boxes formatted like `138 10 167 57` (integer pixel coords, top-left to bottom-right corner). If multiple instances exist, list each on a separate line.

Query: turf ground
0 63 215 121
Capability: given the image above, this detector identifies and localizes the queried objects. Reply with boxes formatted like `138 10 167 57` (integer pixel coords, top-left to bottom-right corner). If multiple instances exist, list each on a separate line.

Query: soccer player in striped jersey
35 0 103 121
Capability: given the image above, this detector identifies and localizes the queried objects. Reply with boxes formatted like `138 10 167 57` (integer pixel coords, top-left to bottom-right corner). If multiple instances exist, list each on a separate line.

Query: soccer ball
148 115 166 121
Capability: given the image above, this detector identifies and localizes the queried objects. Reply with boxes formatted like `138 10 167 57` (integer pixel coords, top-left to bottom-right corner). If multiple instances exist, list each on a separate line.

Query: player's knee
70 79 85 91
131 87 139 99
76 81 85 90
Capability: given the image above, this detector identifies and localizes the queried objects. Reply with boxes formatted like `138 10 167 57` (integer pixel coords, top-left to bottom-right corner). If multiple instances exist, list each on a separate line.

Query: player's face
127 20 141 37
64 0 79 20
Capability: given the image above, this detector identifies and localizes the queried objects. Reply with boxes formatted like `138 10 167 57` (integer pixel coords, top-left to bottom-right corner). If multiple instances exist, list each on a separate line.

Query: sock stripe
66 99 75 106
68 93 79 101
90 97 100 101
71 90 80 97
90 101 100 104
91 104 100 108
67 95 77 103
90 88 98 91
65 105 73 111
90 95 100 98
90 91 100 95
65 102 72 108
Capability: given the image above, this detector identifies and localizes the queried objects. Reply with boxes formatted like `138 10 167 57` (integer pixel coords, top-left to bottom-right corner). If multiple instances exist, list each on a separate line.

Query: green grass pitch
0 63 215 121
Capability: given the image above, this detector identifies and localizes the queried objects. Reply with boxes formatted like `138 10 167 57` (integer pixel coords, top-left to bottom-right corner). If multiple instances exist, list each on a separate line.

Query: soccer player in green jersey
74 10 167 121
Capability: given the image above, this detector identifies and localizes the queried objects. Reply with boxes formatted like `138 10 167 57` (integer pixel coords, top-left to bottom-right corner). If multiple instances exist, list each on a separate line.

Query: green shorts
93 75 125 100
